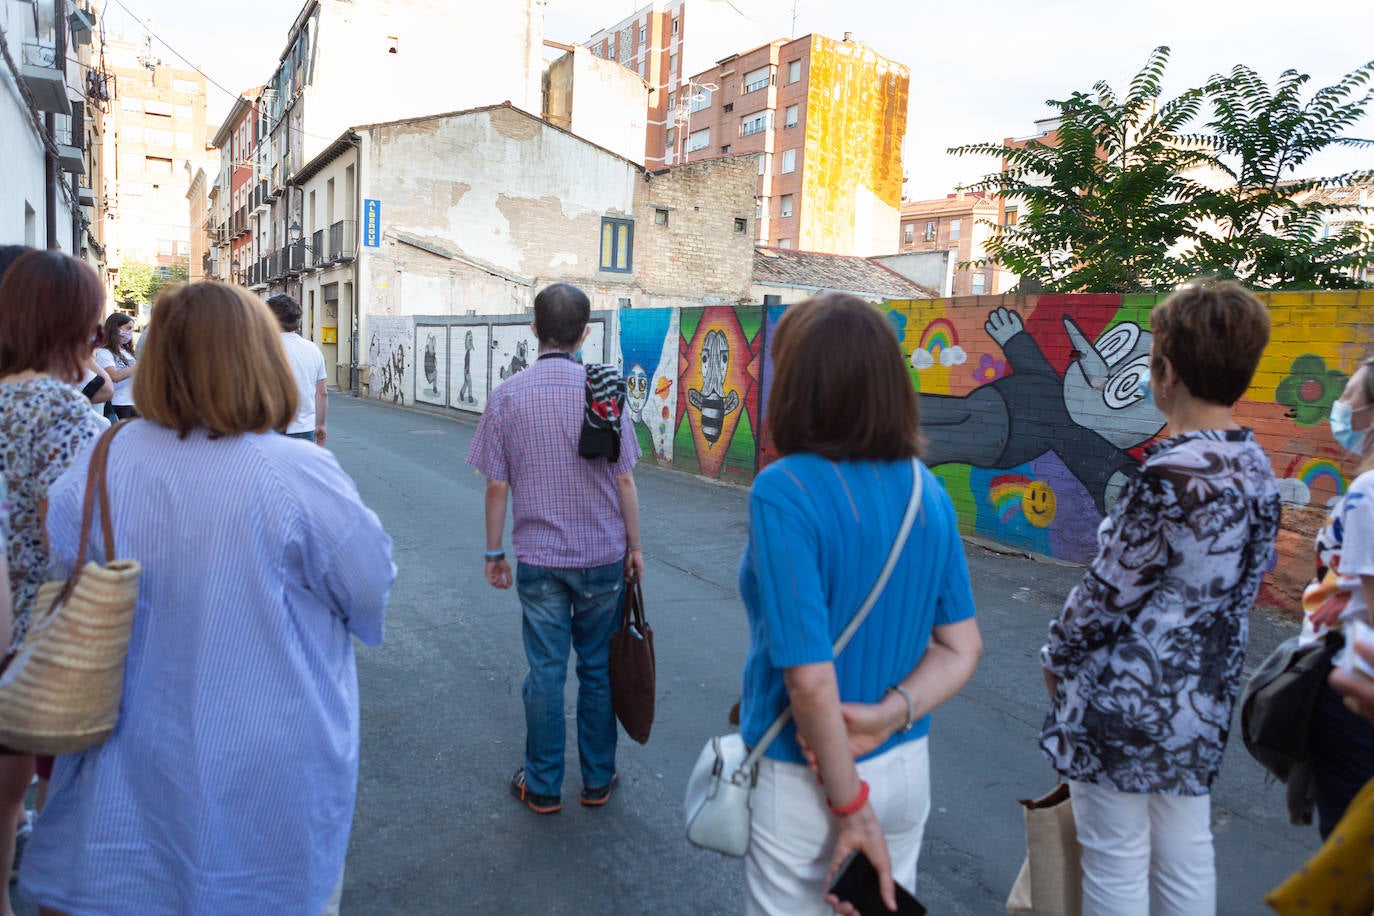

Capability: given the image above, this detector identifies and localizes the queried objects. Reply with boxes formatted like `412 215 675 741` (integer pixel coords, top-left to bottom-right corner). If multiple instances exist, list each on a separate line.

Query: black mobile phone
827 850 927 916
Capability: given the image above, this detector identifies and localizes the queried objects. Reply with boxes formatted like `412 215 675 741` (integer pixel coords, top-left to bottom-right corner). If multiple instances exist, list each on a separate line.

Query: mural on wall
489 320 610 392
913 304 1165 517
675 306 763 480
415 325 449 406
618 309 679 464
367 317 411 405
449 324 491 413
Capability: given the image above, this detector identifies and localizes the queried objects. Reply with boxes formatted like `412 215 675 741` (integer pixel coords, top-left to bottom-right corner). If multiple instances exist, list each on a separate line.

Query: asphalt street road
328 394 1318 915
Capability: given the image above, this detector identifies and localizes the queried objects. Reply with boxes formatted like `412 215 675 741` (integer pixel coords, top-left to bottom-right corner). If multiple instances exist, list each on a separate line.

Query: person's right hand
825 802 896 914
1330 641 1374 726
624 550 644 583
485 558 512 589
799 700 899 774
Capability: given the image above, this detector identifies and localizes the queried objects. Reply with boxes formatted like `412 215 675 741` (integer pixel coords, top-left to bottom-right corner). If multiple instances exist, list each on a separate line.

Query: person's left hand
485 558 512 589
1330 641 1374 726
1043 667 1061 700
824 802 896 915
314 425 327 446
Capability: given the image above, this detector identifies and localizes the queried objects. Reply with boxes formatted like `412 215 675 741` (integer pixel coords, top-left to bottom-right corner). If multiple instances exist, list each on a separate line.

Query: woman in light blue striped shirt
20 283 396 915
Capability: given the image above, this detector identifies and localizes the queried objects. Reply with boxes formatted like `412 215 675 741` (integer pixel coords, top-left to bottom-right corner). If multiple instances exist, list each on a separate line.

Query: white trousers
744 738 930 916
1069 780 1215 916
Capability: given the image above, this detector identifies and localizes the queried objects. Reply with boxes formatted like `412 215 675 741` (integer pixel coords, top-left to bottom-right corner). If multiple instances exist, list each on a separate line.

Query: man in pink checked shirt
466 283 644 816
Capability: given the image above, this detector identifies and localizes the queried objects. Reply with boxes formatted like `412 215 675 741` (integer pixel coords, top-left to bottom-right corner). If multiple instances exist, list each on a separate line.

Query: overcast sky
102 0 1372 200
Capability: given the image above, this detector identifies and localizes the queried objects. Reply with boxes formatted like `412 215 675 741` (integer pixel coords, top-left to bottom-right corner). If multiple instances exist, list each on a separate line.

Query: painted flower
974 353 1008 384
1276 355 1349 426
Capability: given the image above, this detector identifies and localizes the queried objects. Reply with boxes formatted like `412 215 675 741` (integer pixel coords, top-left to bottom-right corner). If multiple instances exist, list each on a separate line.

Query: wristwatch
484 551 505 563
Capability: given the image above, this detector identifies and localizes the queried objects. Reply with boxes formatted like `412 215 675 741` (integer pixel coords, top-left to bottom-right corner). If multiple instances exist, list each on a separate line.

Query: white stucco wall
567 47 649 166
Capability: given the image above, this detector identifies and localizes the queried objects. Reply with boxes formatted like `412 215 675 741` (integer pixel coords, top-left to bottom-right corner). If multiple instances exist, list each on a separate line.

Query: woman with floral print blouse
1040 281 1281 916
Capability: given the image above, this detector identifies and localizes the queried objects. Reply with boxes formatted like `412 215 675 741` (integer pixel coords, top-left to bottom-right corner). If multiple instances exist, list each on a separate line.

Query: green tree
951 49 1374 292
1180 62 1374 288
950 47 1213 293
113 261 190 306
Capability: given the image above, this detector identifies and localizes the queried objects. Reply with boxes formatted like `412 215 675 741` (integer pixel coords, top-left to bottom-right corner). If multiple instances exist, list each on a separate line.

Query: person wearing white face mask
95 312 138 420
1299 357 1374 838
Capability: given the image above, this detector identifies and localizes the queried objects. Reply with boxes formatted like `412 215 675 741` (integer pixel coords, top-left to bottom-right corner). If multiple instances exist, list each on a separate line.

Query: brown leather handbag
609 580 655 744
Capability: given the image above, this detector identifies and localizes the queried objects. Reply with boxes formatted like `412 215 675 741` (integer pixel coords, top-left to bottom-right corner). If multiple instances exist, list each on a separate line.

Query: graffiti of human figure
499 340 529 381
423 332 439 397
918 307 1166 513
626 363 649 423
458 329 476 405
688 328 739 445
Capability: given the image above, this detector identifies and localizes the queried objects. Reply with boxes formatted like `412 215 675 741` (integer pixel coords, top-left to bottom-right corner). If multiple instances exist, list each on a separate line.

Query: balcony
308 229 325 269
78 185 96 207
328 220 356 263
20 41 71 115
285 242 306 274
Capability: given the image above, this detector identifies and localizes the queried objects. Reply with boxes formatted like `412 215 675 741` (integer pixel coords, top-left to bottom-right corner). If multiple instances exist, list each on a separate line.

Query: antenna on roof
791 0 799 37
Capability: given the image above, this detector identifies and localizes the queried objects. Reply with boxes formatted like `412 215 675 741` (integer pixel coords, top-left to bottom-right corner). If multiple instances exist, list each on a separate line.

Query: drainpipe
45 0 66 249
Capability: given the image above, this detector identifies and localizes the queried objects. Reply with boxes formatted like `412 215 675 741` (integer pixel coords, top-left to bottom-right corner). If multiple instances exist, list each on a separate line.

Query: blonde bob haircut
134 282 298 438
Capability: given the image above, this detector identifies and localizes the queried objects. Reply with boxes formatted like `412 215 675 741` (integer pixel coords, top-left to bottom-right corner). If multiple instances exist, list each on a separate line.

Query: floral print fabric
1040 429 1281 795
1 379 103 648
1301 470 1374 642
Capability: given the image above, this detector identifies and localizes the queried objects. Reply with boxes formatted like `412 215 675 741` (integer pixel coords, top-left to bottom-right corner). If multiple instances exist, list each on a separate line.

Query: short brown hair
135 282 298 438
767 293 921 461
1150 280 1270 406
0 250 103 382
533 283 589 348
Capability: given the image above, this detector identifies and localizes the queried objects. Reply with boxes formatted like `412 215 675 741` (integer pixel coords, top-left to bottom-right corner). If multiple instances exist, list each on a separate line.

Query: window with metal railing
328 221 357 261
742 65 773 94
740 112 771 137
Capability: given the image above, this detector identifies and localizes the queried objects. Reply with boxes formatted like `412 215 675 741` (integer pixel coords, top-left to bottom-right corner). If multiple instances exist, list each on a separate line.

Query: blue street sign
363 199 381 248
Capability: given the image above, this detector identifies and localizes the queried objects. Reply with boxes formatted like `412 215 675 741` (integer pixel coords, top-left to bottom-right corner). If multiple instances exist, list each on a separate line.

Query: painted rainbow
989 474 1030 524
918 318 959 358
1297 458 1348 497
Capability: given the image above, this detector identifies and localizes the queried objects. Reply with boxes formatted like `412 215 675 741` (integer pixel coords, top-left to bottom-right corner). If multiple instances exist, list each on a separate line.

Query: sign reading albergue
363 199 381 248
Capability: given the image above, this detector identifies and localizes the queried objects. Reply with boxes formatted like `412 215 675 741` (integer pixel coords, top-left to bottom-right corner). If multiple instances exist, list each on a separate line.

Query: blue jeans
516 561 624 797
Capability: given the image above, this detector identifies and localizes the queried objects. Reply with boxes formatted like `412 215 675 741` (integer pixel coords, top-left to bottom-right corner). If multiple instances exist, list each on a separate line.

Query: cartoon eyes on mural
1103 354 1153 409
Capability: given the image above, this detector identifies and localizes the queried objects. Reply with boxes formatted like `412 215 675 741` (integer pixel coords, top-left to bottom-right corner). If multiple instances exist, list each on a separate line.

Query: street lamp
230 257 241 285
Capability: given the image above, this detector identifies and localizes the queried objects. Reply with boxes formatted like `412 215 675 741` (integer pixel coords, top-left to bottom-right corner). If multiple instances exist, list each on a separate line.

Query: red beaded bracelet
827 779 870 818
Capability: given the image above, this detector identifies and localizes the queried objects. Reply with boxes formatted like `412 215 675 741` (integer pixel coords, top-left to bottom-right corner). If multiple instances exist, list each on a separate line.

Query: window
600 217 633 273
121 125 142 142
778 238 793 249
757 153 770 175
144 99 173 117
119 97 140 113
1005 208 1018 227
788 60 802 83
784 105 799 128
639 61 645 77
689 87 712 112
175 104 193 120
665 127 676 148
145 127 172 147
386 35 399 54
145 156 173 175
175 240 191 256
740 111 770 136
667 91 676 110
686 128 709 152
175 132 192 148
781 149 796 173
734 217 747 234
671 17 679 34
972 273 987 295
720 145 732 154
654 208 669 227
158 239 176 256
723 102 733 113
173 78 199 95
924 221 936 241
670 53 678 74
949 219 961 241
780 195 794 218
742 65 772 94
639 26 646 42
619 297 633 309
757 197 766 219
903 223 914 245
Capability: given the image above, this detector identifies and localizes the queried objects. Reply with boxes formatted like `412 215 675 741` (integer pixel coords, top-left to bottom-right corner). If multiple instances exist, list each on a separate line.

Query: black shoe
580 773 618 807
510 768 561 814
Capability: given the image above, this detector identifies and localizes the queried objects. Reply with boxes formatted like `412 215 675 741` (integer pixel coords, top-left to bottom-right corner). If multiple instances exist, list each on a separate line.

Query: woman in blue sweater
738 293 983 914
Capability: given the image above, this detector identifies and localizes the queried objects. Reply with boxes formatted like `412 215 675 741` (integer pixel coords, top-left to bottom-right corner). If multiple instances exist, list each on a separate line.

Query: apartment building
103 32 211 288
208 91 261 287
208 0 548 308
582 0 772 169
677 33 908 256
897 192 1005 296
1 0 106 265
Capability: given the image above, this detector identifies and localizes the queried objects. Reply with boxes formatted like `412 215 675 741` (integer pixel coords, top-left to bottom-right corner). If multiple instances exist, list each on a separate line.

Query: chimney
843 32 854 42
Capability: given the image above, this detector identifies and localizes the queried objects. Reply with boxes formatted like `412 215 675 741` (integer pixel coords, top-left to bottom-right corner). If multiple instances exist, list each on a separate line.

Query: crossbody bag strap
738 458 925 774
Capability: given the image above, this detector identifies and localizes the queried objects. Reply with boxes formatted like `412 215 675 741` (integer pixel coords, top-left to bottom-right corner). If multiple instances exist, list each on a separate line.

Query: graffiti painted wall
367 317 413 406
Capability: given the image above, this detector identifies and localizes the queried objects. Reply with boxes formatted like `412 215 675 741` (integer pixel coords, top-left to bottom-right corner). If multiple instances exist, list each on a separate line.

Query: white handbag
684 459 925 857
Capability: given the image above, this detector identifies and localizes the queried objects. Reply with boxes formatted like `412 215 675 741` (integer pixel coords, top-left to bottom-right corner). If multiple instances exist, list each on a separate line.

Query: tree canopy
113 261 190 307
950 47 1374 292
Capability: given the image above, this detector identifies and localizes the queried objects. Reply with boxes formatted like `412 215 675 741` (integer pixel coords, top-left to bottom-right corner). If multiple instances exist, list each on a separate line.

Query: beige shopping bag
1006 783 1082 916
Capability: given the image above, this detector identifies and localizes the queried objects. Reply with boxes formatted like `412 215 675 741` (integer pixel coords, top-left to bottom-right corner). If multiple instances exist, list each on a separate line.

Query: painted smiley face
1023 481 1057 528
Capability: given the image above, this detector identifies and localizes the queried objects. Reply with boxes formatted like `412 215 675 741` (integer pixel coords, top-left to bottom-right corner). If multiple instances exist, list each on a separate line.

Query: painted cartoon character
458 329 476 404
423 333 438 395
688 328 739 445
626 363 649 423
499 340 529 381
919 308 1165 513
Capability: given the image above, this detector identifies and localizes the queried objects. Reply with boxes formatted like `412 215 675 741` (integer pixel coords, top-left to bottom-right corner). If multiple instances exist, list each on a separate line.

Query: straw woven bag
0 422 139 754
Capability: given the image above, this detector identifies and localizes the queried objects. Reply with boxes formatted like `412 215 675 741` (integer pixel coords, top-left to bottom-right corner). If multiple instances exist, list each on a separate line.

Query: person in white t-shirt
266 294 328 445
94 312 138 420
